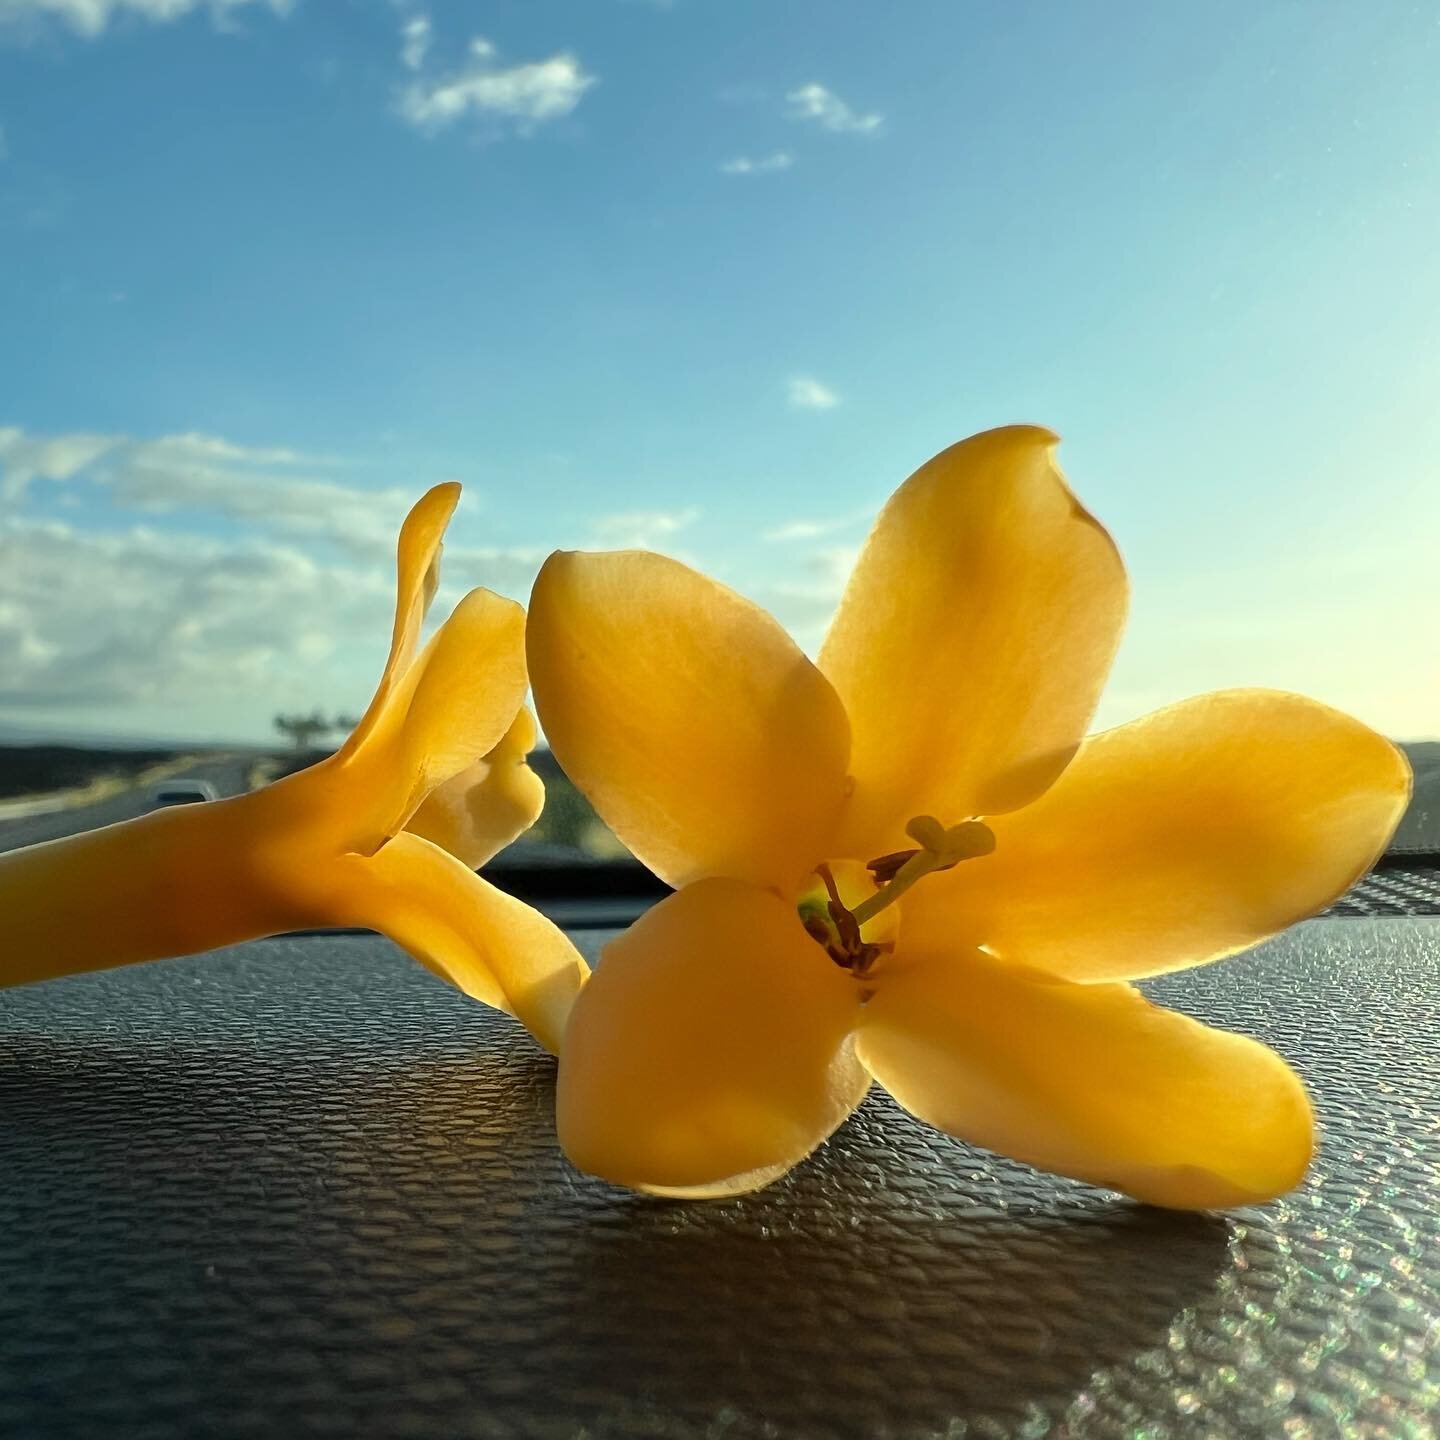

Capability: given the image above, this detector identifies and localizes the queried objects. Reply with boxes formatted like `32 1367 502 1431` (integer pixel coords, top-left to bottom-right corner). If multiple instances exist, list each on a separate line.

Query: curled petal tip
970 422 1062 451
425 478 462 506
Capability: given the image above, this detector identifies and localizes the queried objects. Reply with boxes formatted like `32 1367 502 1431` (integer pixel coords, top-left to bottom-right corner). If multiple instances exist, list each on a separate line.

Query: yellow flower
527 425 1411 1204
0 484 587 1053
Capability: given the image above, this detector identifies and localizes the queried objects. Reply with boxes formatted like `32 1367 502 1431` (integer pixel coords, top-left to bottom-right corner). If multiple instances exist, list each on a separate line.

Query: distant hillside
0 744 184 800
0 720 228 750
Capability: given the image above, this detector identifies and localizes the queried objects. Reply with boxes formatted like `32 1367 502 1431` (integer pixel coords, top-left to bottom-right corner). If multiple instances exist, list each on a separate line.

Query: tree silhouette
272 710 335 750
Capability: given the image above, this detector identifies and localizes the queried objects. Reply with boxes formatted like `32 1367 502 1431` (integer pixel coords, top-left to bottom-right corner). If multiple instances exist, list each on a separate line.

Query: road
0 753 260 855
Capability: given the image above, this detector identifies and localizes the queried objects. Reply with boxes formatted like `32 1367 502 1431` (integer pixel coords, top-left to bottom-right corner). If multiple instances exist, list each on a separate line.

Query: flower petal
406 706 545 870
901 690 1412 982
319 832 588 1053
819 426 1128 854
341 482 459 759
857 948 1314 1208
557 878 869 1194
528 551 851 894
337 586 531 853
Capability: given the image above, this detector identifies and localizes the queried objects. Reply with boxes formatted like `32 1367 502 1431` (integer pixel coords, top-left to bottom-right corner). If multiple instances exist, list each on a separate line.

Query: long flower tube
0 483 587 1053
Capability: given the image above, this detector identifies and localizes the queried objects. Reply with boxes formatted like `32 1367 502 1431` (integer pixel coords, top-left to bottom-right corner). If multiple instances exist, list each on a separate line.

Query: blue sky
1 0 1437 743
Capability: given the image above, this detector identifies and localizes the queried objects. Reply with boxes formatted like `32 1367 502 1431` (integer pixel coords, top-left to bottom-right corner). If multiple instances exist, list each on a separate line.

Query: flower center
798 815 995 977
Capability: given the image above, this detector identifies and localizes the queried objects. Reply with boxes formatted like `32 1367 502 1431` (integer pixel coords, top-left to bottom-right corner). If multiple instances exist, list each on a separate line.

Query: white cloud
397 34 595 136
0 424 413 557
785 82 883 136
763 516 842 543
720 151 793 176
763 519 828 542
786 376 841 410
399 11 430 71
131 431 309 466
762 503 875 543
114 452 412 556
0 0 288 39
0 426 117 498
0 425 552 735
804 543 860 588
0 512 549 734
737 543 861 655
591 506 699 549
0 515 390 714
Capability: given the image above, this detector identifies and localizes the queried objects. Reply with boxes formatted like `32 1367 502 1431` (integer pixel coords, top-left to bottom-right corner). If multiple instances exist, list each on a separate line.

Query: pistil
851 815 995 928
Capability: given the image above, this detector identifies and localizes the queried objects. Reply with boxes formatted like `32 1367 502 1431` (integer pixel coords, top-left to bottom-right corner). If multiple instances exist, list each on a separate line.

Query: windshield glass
1 1 1435 862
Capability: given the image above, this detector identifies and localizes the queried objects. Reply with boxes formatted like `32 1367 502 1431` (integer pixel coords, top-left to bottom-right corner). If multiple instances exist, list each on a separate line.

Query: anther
866 849 918 884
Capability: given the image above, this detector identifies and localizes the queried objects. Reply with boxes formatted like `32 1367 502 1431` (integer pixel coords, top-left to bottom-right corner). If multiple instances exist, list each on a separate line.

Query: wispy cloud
785 82 883 136
762 510 869 543
743 543 862 654
786 376 841 411
397 35 595 137
0 421 553 731
0 516 378 712
720 150 793 176
0 426 115 497
800 543 861 591
591 506 700 549
0 425 413 557
0 511 546 731
399 12 431 72
0 0 288 39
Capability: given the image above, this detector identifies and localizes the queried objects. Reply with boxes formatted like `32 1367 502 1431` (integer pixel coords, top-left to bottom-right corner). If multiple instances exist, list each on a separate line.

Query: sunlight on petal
529 550 851 894
902 689 1412 981
858 947 1314 1208
320 833 588 1054
820 426 1128 856
407 706 545 870
338 586 530 852
557 878 868 1193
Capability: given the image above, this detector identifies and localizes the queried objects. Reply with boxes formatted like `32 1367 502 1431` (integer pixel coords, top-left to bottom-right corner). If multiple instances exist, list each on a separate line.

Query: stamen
816 862 865 958
866 849 917 884
807 862 887 975
801 913 835 950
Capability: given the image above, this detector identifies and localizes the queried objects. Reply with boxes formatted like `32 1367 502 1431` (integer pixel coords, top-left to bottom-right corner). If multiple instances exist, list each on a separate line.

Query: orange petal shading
557 878 869 1194
320 833 588 1054
528 550 851 894
901 689 1412 981
820 426 1127 856
858 947 1314 1208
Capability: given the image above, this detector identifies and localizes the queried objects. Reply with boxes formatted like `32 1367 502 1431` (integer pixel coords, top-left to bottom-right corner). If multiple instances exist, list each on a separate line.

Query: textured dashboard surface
1326 864 1440 918
1 918 1436 1440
